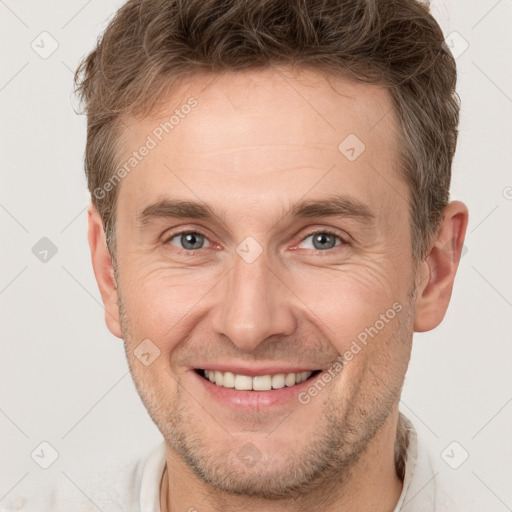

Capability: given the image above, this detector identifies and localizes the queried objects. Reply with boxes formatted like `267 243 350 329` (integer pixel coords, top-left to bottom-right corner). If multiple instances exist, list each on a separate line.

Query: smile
196 369 322 391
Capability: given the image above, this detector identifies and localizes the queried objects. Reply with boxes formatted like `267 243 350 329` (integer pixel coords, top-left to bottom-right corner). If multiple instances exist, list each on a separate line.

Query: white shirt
4 412 473 512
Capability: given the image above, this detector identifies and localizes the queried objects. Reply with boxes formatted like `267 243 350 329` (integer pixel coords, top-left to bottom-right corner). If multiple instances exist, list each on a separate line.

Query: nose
210 248 297 352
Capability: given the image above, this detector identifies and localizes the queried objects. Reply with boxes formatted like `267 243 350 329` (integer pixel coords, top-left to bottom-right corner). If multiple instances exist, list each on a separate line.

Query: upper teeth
204 370 313 390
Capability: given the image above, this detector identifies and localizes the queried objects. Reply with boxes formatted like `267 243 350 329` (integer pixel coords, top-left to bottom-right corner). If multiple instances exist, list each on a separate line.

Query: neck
161 409 405 512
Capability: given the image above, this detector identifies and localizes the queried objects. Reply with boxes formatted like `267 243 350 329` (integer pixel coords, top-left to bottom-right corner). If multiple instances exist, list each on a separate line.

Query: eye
166 231 212 251
298 230 344 251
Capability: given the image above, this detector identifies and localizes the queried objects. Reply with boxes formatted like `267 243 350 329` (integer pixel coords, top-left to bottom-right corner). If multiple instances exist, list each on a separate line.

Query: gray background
1 0 511 509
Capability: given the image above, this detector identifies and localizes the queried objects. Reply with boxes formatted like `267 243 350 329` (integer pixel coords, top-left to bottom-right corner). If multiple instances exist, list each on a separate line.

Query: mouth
194 368 322 391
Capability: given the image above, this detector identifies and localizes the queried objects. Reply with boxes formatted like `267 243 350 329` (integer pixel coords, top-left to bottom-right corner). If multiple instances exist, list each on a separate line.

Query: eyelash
163 229 347 253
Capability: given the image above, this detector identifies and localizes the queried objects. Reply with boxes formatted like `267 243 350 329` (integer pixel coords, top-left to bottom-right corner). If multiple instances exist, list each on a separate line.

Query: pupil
313 233 335 250
183 233 202 249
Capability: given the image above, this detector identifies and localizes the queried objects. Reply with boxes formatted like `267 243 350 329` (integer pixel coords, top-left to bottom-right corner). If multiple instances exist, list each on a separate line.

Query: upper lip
193 363 322 377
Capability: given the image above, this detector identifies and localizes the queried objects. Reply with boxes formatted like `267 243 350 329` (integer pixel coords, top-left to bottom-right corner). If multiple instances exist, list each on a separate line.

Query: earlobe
87 204 123 338
413 201 469 332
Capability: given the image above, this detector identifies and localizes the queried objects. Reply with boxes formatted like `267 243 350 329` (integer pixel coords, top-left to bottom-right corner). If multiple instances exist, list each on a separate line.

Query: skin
87 66 468 512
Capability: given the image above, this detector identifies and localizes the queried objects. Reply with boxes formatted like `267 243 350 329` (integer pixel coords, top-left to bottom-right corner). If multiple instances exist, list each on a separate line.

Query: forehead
116 66 406 222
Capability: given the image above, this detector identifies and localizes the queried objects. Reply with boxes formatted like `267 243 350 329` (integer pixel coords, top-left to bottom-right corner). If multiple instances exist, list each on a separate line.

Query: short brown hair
75 0 460 263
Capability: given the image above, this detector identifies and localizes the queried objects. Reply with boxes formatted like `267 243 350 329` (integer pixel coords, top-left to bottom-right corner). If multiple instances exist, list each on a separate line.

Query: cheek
118 260 221 349
288 262 407 349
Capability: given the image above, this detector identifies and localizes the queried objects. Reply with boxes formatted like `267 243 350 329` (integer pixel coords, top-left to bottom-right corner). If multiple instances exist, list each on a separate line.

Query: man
23 0 470 510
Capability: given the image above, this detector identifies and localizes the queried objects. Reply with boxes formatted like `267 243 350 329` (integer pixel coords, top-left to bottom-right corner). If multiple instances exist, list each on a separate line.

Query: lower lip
193 370 321 410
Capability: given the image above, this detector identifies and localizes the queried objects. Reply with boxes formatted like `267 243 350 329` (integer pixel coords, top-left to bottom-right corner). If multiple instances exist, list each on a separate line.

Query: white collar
139 439 166 512
393 413 437 511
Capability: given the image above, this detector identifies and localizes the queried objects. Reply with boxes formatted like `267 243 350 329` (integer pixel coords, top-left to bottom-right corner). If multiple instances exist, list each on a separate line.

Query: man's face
112 67 417 497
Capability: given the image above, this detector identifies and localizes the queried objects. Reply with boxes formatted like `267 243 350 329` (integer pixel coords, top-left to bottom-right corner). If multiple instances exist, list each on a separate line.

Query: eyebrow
136 194 375 228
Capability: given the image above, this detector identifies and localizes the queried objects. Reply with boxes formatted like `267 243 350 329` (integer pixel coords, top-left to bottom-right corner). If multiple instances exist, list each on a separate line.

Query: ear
414 201 469 332
87 203 122 338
